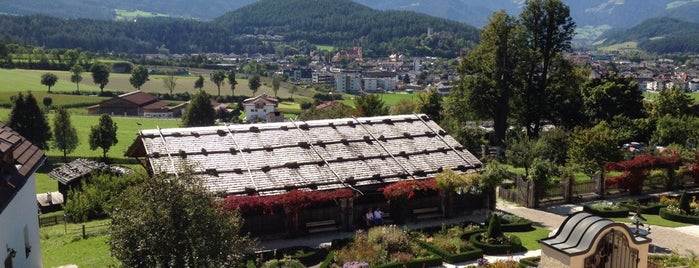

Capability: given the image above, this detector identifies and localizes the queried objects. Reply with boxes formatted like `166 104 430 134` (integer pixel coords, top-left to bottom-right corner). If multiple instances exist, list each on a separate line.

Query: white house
0 123 46 268
243 94 281 122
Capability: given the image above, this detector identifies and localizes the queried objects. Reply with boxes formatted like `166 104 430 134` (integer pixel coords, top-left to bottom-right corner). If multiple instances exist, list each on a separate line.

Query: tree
568 122 622 199
389 98 418 115
581 74 644 125
353 94 388 117
70 64 84 93
90 62 111 94
227 71 238 96
40 72 58 93
110 171 253 267
289 85 299 99
272 76 281 98
182 90 215 127
417 87 442 122
249 75 261 96
8 92 52 150
42 96 52 112
89 114 118 160
505 134 537 177
650 87 695 119
211 70 226 96
512 0 576 138
194 75 205 90
163 72 177 95
448 11 518 147
52 107 78 162
129 66 150 90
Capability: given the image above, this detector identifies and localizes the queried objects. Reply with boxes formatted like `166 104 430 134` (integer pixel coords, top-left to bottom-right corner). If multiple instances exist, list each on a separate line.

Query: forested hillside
0 0 478 57
0 0 256 20
213 0 479 57
599 17 699 54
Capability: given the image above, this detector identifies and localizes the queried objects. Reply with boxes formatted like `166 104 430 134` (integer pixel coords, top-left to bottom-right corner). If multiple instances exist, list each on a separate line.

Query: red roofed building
88 90 184 118
243 94 282 122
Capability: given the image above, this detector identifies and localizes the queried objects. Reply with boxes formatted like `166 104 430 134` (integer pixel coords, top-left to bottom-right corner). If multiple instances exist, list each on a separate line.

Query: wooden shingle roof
125 114 482 196
48 158 133 185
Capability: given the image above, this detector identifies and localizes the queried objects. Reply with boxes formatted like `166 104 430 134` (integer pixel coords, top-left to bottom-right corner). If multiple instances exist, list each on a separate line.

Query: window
23 225 30 258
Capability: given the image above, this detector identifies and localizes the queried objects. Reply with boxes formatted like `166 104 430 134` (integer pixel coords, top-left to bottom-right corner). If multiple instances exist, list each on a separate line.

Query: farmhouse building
48 158 133 201
242 94 282 122
125 114 483 235
0 123 46 267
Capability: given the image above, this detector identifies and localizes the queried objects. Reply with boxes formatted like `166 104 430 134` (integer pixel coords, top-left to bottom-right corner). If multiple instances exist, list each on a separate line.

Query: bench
305 219 340 234
412 207 441 222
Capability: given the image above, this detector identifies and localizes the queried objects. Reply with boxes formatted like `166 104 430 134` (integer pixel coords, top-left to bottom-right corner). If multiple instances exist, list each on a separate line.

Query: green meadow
0 68 315 101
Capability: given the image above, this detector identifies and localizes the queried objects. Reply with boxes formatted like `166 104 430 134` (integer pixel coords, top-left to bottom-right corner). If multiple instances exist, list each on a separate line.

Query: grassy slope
40 219 117 267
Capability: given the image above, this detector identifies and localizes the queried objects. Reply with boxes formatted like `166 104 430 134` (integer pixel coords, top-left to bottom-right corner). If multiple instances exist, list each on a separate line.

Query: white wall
0 173 42 268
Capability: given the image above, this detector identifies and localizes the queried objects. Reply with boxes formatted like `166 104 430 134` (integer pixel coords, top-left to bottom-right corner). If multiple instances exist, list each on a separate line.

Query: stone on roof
125 114 482 196
48 158 133 185
36 191 64 207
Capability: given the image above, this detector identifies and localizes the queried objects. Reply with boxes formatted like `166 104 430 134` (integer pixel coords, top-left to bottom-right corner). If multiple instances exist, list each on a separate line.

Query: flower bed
247 246 329 267
618 199 667 215
322 226 439 267
659 208 699 224
583 201 630 218
469 233 526 255
495 212 533 232
413 225 483 263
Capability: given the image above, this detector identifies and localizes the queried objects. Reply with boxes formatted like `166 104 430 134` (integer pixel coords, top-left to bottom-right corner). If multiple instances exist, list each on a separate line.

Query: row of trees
7 92 118 161
40 63 149 94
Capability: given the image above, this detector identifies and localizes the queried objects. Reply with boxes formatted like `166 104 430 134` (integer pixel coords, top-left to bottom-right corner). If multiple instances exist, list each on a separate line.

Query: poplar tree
52 107 78 162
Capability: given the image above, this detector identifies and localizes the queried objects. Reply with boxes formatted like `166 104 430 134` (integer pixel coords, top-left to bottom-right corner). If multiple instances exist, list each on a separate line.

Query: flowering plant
222 188 354 215
381 178 437 201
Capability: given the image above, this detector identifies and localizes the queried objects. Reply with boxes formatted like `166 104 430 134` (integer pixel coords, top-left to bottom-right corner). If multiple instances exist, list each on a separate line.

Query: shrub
659 208 699 224
659 195 679 206
485 213 503 240
583 202 630 218
261 259 304 268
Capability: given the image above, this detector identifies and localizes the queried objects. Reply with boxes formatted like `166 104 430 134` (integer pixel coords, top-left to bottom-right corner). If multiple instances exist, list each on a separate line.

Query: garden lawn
40 219 118 267
506 226 550 251
608 214 691 228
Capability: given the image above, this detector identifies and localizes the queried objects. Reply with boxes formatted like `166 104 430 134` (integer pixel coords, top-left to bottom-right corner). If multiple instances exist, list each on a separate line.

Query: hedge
619 202 666 215
416 240 483 264
659 208 699 224
374 256 443 268
582 205 630 218
519 256 540 267
469 234 526 255
461 229 486 240
501 219 533 232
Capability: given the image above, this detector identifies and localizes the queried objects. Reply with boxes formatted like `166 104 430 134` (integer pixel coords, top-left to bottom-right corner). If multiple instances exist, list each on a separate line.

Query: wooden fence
499 172 699 208
39 215 67 227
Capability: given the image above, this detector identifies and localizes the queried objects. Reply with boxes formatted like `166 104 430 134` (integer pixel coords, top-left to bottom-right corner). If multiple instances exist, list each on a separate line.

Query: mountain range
3 0 699 30
1 0 698 53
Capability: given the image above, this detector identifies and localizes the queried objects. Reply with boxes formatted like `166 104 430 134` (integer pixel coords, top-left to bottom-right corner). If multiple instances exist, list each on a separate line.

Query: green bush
63 172 143 222
618 199 667 215
416 240 483 264
373 256 443 268
659 208 699 224
583 202 630 218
